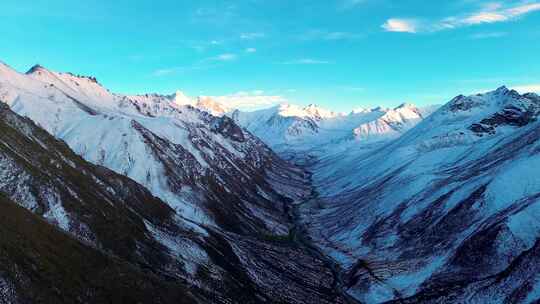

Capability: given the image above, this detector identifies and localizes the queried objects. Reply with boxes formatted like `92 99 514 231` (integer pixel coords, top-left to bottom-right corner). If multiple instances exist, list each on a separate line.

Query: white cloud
210 91 287 110
382 18 418 33
280 58 332 65
454 2 540 27
245 47 257 53
512 84 540 93
240 32 265 40
384 2 540 33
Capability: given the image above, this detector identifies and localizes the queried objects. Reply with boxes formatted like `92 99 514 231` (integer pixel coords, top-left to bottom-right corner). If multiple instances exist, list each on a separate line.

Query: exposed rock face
211 115 246 142
465 87 540 136
0 193 197 304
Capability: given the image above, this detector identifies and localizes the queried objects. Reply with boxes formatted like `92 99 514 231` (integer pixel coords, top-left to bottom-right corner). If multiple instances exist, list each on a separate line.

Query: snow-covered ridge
352 103 424 141
304 86 540 303
0 62 309 236
230 99 435 158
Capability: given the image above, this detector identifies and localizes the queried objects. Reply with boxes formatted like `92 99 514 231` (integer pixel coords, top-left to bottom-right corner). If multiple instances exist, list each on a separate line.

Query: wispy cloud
240 32 265 40
245 47 257 53
280 58 332 65
210 91 287 110
383 2 540 33
512 84 540 93
382 19 419 33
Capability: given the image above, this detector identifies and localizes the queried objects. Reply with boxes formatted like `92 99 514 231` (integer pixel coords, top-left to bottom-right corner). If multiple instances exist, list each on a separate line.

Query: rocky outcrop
211 115 246 142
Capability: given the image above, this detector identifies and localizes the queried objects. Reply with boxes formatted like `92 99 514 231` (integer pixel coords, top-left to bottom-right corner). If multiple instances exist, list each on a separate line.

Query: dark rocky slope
0 192 196 304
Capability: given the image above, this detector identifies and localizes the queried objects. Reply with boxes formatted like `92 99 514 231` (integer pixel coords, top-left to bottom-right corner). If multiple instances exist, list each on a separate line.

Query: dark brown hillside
0 193 196 304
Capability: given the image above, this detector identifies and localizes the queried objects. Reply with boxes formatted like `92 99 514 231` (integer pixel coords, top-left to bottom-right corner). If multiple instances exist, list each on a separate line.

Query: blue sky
1 0 540 111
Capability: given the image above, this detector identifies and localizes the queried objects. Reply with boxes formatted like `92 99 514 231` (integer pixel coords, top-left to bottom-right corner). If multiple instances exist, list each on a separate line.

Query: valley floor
289 183 360 304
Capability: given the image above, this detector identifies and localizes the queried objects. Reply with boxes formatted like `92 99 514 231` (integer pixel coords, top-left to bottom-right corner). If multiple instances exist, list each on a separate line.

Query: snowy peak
394 102 419 112
270 103 337 120
447 86 525 114
351 107 368 114
444 86 540 119
172 90 195 106
25 64 47 75
232 98 431 153
196 96 231 116
275 103 308 117
468 87 540 136
400 86 540 150
23 64 116 113
26 64 101 85
302 104 337 119
144 91 232 116
352 103 423 141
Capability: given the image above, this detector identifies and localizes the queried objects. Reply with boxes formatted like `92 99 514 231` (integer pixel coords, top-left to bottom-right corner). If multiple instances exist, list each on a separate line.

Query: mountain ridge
3 60 540 303
302 85 540 303
0 60 352 304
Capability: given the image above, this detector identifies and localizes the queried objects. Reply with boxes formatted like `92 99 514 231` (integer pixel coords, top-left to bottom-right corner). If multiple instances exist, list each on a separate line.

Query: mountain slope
0 101 216 294
0 62 309 237
302 87 540 303
0 62 350 303
0 192 196 304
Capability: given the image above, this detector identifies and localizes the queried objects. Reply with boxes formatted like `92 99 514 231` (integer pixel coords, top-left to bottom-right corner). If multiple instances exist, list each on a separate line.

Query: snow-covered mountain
0 62 351 303
230 102 435 161
0 62 310 236
0 101 206 302
3 57 540 303
352 103 424 141
301 86 540 303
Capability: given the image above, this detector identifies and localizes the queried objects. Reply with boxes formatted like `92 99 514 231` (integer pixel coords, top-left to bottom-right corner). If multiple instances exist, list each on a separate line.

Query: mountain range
1 61 539 303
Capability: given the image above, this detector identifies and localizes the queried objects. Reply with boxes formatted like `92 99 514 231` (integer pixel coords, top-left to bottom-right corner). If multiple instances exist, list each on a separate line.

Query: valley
1 60 540 303
290 187 361 304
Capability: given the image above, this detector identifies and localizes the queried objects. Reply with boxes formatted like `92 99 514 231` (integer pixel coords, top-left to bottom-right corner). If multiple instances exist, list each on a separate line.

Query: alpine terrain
1 59 539 304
